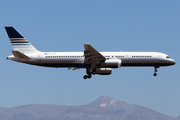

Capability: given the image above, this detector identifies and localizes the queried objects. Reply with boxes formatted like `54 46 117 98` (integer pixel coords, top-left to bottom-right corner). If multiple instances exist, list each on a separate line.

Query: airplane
5 27 176 79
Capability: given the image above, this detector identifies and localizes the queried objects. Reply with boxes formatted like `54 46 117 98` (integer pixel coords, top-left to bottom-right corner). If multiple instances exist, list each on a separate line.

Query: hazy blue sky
0 0 179 118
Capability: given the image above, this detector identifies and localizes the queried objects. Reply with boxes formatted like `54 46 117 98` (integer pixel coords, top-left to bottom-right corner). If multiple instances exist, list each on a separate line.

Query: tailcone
6 55 16 61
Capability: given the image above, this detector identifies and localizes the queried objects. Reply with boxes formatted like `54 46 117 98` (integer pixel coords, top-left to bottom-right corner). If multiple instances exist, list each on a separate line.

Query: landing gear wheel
153 73 157 76
84 68 95 80
87 74 92 79
83 74 92 80
153 66 159 77
83 75 87 79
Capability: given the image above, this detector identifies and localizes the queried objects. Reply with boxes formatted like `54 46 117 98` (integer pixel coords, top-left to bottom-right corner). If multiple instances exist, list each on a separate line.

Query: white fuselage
5 27 176 78
7 51 176 68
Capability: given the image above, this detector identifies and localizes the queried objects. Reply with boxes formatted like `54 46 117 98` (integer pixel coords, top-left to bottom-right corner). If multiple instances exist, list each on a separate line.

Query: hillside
0 95 177 120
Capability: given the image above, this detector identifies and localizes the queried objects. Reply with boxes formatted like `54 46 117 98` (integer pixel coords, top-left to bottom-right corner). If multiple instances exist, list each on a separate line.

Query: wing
83 44 106 65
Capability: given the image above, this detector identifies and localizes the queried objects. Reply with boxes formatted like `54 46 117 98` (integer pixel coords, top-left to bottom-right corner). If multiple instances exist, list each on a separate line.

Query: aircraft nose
171 59 176 65
172 61 176 65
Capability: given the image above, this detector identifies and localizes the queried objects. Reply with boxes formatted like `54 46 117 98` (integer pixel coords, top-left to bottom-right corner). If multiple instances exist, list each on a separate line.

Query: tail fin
5 27 39 53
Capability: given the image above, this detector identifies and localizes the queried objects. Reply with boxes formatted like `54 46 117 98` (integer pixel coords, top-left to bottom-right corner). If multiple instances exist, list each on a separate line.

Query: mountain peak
83 95 139 113
98 95 114 101
84 95 113 108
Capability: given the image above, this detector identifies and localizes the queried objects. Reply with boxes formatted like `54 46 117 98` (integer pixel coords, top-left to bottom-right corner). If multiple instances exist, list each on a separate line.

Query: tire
83 75 87 79
153 73 157 76
88 74 92 79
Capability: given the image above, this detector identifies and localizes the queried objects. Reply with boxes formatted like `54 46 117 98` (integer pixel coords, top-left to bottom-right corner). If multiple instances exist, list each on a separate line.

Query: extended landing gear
83 74 92 79
83 68 95 80
153 73 157 76
153 66 159 76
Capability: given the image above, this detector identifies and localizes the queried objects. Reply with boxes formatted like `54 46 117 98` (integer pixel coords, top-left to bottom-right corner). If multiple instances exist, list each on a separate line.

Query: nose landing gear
153 73 157 76
153 66 159 76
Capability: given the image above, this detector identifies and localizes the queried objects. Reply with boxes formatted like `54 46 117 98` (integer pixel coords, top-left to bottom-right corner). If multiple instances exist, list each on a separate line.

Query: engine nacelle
95 68 112 75
101 59 122 68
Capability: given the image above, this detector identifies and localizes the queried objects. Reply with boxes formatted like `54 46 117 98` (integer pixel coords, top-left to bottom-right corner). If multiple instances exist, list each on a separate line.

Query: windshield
166 56 171 58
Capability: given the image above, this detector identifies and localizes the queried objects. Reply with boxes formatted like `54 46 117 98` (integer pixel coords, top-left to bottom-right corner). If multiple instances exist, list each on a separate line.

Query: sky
0 0 180 118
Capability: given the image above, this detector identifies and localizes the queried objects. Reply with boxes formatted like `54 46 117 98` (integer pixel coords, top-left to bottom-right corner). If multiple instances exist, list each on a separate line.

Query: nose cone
170 59 176 65
172 60 176 65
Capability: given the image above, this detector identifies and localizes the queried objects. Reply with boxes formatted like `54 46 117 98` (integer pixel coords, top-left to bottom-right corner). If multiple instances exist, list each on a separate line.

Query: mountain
84 95 139 113
0 95 177 120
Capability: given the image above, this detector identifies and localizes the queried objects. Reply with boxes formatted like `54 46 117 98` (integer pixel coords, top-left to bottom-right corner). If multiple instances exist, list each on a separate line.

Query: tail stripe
12 44 31 46
11 41 29 43
10 38 27 41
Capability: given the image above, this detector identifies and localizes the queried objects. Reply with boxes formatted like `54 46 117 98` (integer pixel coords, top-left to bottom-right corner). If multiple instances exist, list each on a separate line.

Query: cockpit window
166 56 170 58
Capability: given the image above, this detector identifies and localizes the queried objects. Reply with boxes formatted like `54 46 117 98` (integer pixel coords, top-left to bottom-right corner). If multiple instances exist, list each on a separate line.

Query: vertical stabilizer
5 27 39 53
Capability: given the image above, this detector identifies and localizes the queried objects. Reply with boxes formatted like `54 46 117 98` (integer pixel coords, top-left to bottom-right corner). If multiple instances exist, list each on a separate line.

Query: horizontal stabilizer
12 51 30 59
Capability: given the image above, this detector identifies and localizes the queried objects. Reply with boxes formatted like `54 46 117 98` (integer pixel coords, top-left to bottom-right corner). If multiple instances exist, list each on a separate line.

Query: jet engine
101 59 122 68
95 68 112 75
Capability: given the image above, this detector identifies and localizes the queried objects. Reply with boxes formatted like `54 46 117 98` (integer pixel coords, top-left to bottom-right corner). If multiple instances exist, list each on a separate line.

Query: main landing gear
83 68 95 80
153 66 159 76
83 74 92 79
